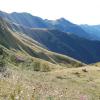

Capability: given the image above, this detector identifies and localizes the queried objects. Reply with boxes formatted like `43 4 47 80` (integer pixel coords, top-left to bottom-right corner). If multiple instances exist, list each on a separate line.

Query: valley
0 11 100 100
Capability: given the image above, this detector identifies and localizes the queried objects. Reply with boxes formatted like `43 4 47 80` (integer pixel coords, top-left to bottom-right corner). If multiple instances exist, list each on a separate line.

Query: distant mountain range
0 11 100 64
0 11 94 39
80 24 100 40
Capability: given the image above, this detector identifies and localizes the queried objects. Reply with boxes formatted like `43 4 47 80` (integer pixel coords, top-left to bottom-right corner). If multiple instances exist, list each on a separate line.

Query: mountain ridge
0 11 100 64
0 16 84 67
0 11 92 39
1 11 100 100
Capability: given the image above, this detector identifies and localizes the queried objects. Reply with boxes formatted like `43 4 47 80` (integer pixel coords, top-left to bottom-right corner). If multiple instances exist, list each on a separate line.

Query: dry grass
0 47 99 100
0 65 100 100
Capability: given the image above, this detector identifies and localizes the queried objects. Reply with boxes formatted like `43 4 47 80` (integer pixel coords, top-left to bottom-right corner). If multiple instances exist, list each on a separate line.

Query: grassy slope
0 17 84 67
2 17 100 100
0 45 99 100
0 42 99 100
1 61 100 100
9 22 100 64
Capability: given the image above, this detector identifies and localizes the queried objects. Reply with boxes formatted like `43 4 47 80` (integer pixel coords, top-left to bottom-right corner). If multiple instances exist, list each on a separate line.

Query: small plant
47 96 53 100
73 63 83 67
0 61 6 72
41 63 50 72
0 48 6 72
10 55 16 62
0 47 3 55
33 61 50 72
33 61 41 71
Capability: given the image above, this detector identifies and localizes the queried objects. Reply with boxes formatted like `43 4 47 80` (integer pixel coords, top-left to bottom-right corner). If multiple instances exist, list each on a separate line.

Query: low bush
33 61 50 72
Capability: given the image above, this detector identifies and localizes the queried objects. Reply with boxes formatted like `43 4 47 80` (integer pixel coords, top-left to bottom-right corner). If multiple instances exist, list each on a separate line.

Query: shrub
0 61 6 72
10 55 16 62
33 61 50 72
73 63 83 67
0 48 6 72
0 48 3 55
33 61 41 71
41 63 50 72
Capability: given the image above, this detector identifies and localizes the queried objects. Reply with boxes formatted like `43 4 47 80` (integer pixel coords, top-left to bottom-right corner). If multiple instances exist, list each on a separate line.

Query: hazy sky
0 0 100 25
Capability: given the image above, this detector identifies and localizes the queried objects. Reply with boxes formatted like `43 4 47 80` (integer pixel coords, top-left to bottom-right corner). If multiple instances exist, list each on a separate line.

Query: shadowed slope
7 22 100 64
0 17 83 67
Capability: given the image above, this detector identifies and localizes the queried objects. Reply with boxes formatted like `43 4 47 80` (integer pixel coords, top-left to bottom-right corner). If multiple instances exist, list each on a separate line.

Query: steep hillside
6 21 100 64
1 11 100 64
26 29 100 64
0 17 83 67
0 42 100 100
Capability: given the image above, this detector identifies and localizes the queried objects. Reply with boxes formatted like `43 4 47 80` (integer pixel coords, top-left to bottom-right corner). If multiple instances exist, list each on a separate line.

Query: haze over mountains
0 11 100 64
80 24 100 40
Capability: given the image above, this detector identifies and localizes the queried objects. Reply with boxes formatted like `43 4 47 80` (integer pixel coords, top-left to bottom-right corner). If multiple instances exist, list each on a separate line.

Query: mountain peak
56 17 72 25
11 12 31 16
57 17 66 21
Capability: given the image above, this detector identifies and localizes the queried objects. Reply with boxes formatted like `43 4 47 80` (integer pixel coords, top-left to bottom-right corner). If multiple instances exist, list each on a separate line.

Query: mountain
2 17 100 64
20 28 100 64
0 10 100 63
0 11 92 40
1 11 100 100
1 11 100 64
0 16 83 68
0 11 47 28
80 24 100 40
45 18 92 39
0 17 85 99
